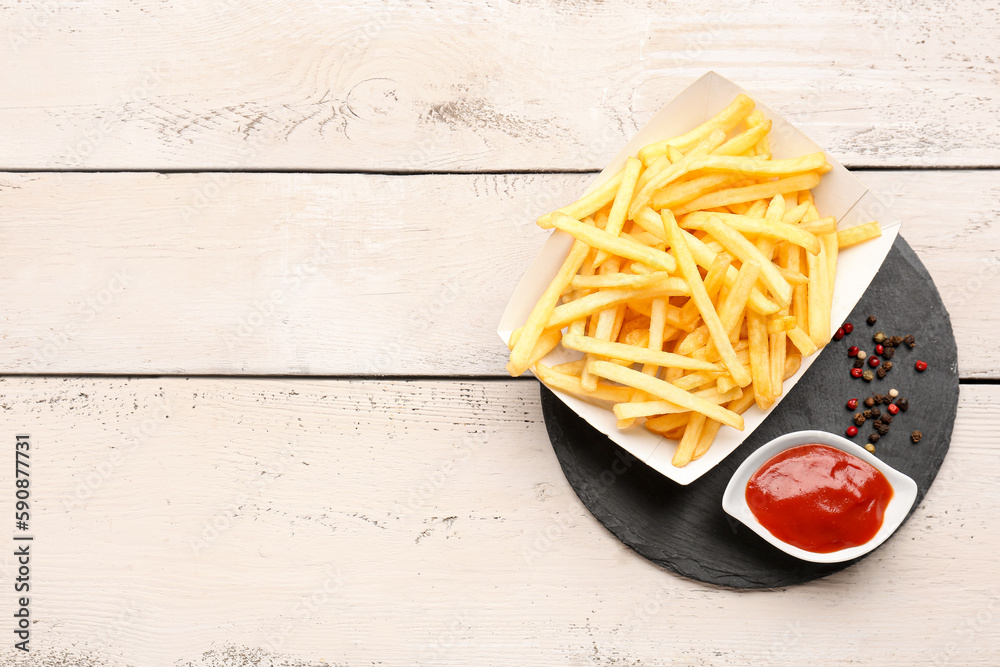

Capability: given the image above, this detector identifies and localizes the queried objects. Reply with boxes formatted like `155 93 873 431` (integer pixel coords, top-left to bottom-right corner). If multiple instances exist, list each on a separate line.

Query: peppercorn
875 344 884 355
882 413 893 424
851 367 864 378
848 345 860 357
870 408 882 419
915 360 928 372
897 397 909 411
883 346 895 360
853 359 865 369
878 423 890 435
846 425 859 437
883 360 893 372
880 393 892 404
873 417 883 428
890 335 905 347
857 350 867 360
833 327 845 341
911 430 922 443
889 388 899 398
869 356 880 368
865 443 876 453
869 433 880 444
876 365 888 379
847 398 859 410
905 334 916 348
854 413 866 426
887 403 900 415
874 332 886 344
843 322 854 334
864 397 876 408
867 315 877 325
863 370 874 382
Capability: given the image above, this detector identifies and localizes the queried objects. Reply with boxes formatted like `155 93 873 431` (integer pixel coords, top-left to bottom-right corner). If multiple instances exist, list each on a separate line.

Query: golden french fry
594 157 643 268
672 172 822 217
532 363 634 403
644 412 690 435
570 271 671 290
713 120 772 157
542 278 689 330
588 360 744 430
673 413 707 467
651 173 743 211
681 211 821 255
747 310 774 409
629 152 829 219
700 216 793 308
614 386 743 420
662 211 752 387
637 94 755 165
837 221 882 248
806 241 830 346
537 168 624 228
507 237 591 376
562 334 722 372
798 216 838 235
767 315 796 334
547 213 678 273
787 325 818 356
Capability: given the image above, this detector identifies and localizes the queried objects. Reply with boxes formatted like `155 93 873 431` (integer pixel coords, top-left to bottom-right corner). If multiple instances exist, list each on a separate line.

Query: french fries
505 94 883 467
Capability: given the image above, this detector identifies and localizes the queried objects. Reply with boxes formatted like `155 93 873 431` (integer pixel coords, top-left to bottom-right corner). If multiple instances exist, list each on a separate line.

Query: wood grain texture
1 0 997 170
1 170 997 377
0 377 996 666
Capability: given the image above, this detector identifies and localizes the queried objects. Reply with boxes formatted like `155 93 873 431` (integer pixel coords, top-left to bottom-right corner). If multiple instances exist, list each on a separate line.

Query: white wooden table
2 1 999 664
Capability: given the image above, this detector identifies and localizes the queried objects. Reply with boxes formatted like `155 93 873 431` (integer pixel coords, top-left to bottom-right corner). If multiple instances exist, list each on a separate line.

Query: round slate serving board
541 236 958 589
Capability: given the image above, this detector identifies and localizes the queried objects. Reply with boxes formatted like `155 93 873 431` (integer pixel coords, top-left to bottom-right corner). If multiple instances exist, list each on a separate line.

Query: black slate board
542 235 958 589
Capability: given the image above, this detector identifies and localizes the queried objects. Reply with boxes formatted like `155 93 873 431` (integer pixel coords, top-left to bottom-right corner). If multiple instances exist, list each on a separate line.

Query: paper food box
498 72 901 485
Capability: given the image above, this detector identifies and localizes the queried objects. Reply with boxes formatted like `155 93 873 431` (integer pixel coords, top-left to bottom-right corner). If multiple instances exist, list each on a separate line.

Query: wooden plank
0 377 996 665
0 0 998 170
1 170 997 377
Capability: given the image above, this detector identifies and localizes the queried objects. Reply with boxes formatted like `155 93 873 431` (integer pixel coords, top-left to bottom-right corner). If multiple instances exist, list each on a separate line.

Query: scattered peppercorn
847 398 859 410
867 315 877 325
889 335 904 347
877 422 890 436
897 397 909 411
889 388 899 398
869 433 880 444
858 350 867 360
915 360 928 372
833 327 845 341
846 425 859 437
863 409 873 418
853 359 865 369
854 413 866 426
876 365 888 379
843 322 854 334
873 393 884 403
848 345 860 357
869 356 880 368
870 408 882 419
875 344 884 355
874 332 886 344
863 370 874 382
864 397 876 408
882 394 893 404
883 360 893 372
883 346 895 360
865 443 876 453
911 430 922 444
851 367 864 378
882 413 893 424
905 334 916 348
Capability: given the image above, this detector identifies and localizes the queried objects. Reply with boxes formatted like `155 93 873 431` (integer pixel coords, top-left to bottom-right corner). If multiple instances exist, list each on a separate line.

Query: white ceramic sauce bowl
722 429 918 564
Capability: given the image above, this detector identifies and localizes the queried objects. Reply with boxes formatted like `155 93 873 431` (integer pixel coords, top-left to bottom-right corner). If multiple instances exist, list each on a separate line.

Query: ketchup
745 444 894 553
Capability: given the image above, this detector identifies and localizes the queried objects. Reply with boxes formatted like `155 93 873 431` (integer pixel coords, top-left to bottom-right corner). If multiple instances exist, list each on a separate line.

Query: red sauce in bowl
745 444 894 553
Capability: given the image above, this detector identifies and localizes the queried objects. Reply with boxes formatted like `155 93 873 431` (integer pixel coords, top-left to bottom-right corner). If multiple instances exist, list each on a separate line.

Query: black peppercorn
882 413 893 424
881 392 892 403
883 346 895 360
854 359 865 369
869 433 880 444
889 335 905 347
870 408 881 419
897 397 909 411
876 365 888 379
904 334 916 348
864 396 876 408
867 315 877 325
854 413 866 426
883 360 893 372
911 430 922 443
863 409 873 419
876 422 890 435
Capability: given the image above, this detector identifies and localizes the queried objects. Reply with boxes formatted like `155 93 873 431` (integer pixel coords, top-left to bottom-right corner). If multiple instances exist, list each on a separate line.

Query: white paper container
498 72 901 485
